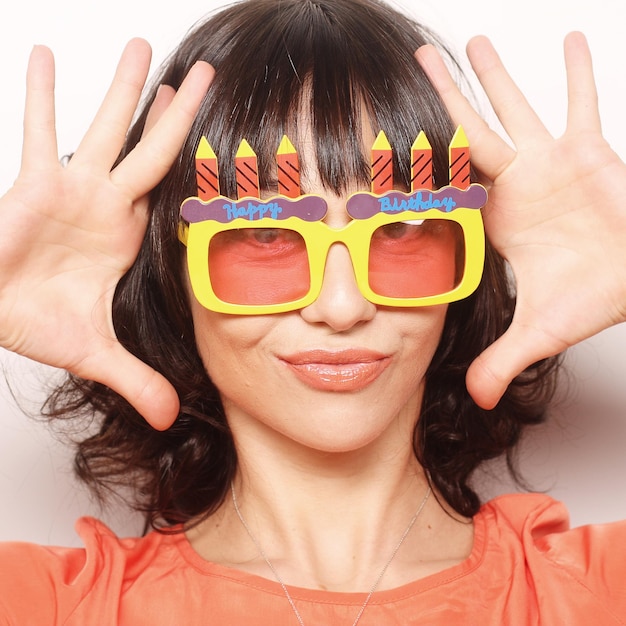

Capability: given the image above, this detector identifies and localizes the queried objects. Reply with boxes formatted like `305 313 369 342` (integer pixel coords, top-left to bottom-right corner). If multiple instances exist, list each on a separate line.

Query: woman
1 0 625 623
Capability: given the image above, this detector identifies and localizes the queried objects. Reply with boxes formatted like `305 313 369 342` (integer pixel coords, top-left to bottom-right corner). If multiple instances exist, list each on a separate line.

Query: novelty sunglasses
179 129 487 315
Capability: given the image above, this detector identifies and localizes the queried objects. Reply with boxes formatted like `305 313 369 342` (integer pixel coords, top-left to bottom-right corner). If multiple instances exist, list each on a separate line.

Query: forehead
289 108 377 197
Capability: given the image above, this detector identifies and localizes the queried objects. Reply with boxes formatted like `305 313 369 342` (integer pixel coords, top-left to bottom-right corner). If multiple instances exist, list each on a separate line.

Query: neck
228 391 427 543
187 410 473 592
234 430 426 532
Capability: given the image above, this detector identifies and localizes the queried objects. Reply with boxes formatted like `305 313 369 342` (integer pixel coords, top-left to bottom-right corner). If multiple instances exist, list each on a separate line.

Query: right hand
0 39 214 430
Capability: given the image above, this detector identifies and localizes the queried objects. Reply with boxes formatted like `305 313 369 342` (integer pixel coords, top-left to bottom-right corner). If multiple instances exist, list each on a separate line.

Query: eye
376 222 417 240
210 227 307 263
250 228 303 246
253 228 281 244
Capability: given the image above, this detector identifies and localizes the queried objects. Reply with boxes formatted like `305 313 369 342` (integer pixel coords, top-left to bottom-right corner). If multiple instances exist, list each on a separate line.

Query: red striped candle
277 135 300 197
195 136 219 201
411 131 433 191
449 126 470 189
235 139 260 199
371 131 393 193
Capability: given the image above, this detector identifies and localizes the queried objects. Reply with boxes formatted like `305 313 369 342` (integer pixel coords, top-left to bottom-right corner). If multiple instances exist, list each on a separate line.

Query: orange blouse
0 493 625 625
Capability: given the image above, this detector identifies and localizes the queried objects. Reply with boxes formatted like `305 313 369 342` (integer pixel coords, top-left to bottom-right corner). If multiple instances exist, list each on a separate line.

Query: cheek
398 306 447 368
190 301 277 387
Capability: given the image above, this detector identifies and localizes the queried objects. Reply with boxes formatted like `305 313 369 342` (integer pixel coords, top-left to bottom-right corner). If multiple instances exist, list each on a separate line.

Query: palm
0 169 141 367
488 130 626 341
0 41 213 428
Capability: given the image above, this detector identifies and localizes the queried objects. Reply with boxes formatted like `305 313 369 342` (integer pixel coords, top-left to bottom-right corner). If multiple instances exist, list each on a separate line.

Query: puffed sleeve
0 517 131 625
491 494 626 623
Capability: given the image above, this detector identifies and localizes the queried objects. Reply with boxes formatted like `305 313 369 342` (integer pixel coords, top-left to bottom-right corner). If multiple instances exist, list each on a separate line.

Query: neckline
172 505 488 604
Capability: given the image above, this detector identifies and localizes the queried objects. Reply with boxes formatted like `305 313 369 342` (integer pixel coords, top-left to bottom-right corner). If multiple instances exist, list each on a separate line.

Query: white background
0 0 625 545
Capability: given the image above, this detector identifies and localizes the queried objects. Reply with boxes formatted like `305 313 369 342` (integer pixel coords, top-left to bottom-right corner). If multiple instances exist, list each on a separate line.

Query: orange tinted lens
208 227 310 305
368 219 464 298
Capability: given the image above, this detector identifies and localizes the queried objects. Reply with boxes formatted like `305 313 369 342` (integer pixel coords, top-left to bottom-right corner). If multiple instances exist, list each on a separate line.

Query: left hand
416 32 626 409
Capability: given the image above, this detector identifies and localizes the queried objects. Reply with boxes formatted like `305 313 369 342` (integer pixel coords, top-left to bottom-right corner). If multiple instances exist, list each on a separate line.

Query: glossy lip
279 349 391 392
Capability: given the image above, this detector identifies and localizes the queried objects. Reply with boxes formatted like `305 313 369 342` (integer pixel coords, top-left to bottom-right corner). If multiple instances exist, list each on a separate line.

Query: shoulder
0 517 182 624
481 491 626 553
480 492 571 535
0 516 174 580
478 493 626 617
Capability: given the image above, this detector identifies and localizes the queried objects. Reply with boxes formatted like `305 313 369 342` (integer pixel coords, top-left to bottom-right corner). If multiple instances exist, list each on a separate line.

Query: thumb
466 323 564 409
83 344 180 430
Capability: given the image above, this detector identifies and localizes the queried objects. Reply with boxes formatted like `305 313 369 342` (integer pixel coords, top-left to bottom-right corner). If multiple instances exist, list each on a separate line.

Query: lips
280 349 391 392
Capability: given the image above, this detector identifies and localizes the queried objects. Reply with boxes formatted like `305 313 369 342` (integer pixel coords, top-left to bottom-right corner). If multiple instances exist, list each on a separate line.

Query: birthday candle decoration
411 131 433 192
195 136 219 201
235 139 260 199
449 126 470 189
277 135 301 197
371 131 393 194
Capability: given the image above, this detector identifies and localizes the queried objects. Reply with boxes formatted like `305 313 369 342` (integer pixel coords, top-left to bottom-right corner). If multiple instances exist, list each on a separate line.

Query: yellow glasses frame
179 206 485 315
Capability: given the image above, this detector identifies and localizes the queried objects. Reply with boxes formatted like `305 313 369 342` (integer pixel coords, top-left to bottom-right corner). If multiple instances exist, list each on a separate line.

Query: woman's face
187 145 448 454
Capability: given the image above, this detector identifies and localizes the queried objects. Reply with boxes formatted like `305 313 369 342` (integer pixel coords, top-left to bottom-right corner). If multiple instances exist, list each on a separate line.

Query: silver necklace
231 483 431 626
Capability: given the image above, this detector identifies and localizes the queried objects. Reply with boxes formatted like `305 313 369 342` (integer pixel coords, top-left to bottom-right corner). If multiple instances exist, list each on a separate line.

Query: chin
275 403 418 456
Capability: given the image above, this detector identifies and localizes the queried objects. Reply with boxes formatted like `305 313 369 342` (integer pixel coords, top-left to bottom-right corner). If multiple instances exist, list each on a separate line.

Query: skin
0 26 625 591
190 185 446 452
416 33 626 408
0 34 624 431
0 41 214 429
185 135 475 591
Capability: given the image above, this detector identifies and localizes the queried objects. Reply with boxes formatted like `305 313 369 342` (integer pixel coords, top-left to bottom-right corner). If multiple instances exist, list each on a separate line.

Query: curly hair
43 0 560 529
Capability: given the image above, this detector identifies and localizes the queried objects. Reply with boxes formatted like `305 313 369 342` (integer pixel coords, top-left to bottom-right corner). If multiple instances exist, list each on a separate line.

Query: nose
300 242 376 331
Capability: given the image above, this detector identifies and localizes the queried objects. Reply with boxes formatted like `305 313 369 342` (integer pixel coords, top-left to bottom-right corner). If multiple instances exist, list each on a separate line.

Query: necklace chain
231 483 431 626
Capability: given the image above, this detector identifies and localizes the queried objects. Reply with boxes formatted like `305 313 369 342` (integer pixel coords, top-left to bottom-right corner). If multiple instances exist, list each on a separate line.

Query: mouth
279 349 391 392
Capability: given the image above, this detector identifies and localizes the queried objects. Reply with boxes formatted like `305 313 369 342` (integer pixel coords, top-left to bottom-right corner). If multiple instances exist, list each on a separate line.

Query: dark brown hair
43 0 560 529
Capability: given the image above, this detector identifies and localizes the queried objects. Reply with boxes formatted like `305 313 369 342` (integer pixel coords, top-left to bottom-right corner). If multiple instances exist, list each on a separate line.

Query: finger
143 84 176 138
111 61 214 198
126 86 177 222
465 36 552 148
564 31 601 133
85 343 180 430
22 45 59 170
415 44 514 178
465 322 565 409
71 38 153 171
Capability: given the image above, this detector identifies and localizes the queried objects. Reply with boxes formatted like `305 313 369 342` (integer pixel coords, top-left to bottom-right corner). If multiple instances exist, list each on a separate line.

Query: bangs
162 0 456 202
